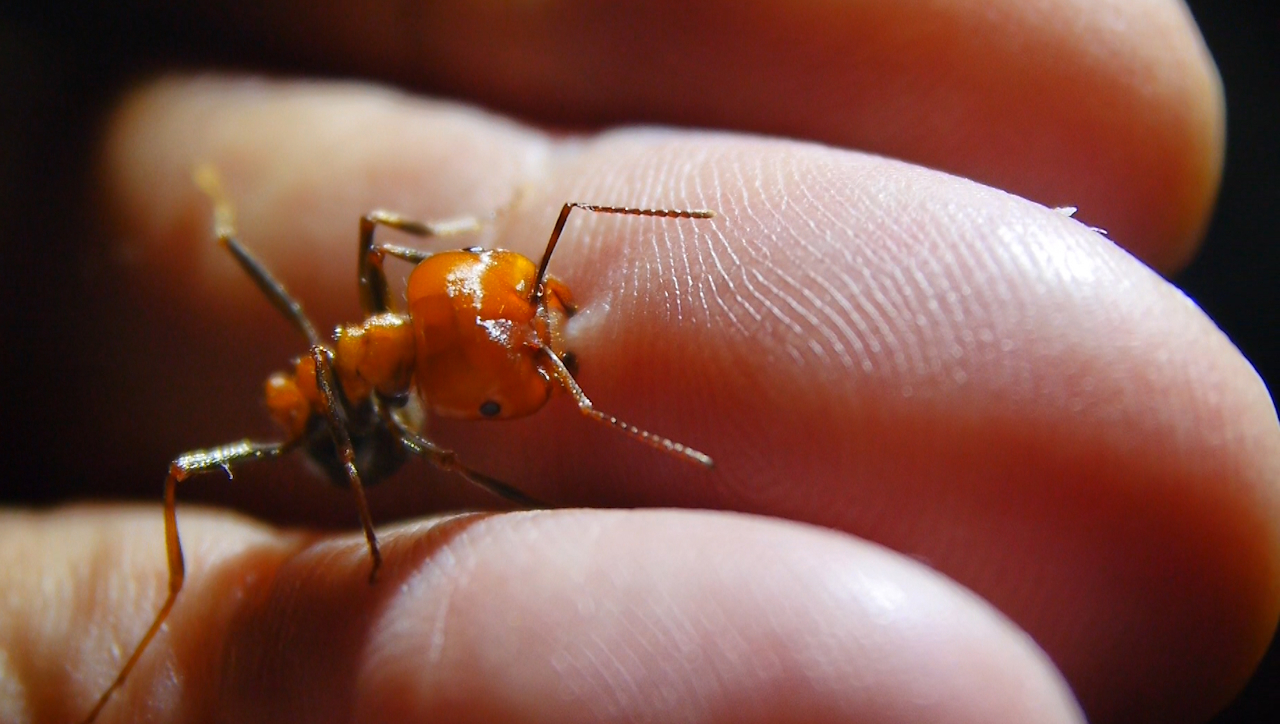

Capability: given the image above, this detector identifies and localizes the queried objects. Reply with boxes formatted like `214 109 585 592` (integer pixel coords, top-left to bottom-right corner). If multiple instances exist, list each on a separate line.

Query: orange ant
79 167 715 723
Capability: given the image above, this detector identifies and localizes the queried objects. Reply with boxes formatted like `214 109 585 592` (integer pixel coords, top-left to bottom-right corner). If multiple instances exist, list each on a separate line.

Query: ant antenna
527 201 716 467
532 203 716 309
540 346 714 468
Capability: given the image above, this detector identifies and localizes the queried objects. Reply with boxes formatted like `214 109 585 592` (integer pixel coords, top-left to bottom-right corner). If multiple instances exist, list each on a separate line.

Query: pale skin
2 1 1275 724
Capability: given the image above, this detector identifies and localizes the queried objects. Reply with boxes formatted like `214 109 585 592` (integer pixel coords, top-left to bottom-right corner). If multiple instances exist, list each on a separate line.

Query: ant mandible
79 166 716 723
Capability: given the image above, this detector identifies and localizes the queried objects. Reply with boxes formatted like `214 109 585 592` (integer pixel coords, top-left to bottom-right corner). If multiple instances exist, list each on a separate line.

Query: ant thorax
332 312 416 400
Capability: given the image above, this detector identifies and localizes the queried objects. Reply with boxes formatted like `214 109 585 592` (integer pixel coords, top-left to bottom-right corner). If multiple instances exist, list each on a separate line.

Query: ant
79 167 716 723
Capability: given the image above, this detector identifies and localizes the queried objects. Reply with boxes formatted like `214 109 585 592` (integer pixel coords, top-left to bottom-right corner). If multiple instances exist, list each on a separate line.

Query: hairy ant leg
359 211 484 315
194 166 323 347
195 167 383 578
80 441 288 724
308 345 383 581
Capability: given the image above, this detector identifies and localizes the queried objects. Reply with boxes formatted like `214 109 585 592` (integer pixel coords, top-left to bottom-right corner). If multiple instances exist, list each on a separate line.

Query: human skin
2 1 1274 724
173 0 1225 272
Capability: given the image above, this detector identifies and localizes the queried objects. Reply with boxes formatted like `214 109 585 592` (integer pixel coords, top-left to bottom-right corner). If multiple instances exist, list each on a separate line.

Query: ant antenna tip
666 441 714 468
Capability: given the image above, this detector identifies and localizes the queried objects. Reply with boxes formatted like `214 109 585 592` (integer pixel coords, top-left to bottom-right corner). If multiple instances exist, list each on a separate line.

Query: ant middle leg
307 346 384 582
79 440 286 724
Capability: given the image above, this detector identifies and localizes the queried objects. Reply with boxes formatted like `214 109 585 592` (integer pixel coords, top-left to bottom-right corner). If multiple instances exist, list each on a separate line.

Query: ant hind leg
194 168 383 581
307 346 384 582
79 440 286 724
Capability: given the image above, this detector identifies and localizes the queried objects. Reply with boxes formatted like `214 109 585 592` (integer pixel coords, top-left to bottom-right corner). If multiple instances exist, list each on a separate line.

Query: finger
138 0 1221 271
89 75 1278 723
4 507 1085 724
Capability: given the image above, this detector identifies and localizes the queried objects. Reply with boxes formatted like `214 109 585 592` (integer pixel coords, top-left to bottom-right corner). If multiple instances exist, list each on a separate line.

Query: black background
1173 3 1279 722
1 1 1276 721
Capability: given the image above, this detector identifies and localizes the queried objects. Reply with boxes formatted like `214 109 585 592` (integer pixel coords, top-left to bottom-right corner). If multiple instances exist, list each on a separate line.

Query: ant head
405 249 573 421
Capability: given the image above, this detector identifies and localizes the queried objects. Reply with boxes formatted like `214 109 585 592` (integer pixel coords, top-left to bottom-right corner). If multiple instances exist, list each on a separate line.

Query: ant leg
359 212 483 315
308 346 383 582
531 203 716 307
80 440 286 724
194 170 380 577
384 405 544 507
539 347 714 469
359 186 532 314
193 166 323 348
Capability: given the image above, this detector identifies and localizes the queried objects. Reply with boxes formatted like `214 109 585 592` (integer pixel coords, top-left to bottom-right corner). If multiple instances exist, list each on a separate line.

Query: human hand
3 2 1273 724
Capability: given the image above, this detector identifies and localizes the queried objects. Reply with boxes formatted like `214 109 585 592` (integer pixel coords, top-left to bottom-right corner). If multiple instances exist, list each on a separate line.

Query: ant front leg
359 186 532 314
384 404 544 508
80 441 286 724
358 212 483 315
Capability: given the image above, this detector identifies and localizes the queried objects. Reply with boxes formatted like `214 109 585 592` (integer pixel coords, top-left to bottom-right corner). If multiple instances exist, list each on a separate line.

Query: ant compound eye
479 400 502 418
